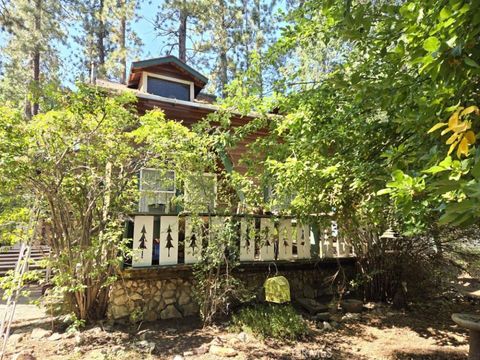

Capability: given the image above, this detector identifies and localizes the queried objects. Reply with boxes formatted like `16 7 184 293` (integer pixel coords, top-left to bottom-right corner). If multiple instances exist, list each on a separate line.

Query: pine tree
165 225 174 256
71 0 110 83
107 0 142 83
197 0 242 96
0 0 65 116
138 224 147 258
154 0 205 62
73 0 141 84
235 0 278 96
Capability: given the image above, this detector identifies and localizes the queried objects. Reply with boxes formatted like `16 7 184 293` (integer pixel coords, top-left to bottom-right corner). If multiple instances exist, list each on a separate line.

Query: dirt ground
2 292 476 360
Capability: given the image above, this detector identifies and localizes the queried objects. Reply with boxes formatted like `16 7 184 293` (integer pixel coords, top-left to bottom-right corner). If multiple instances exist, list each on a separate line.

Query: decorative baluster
344 239 353 257
277 219 293 260
159 216 179 265
327 235 334 257
296 223 311 259
259 218 275 261
240 218 255 262
132 216 154 267
184 216 202 264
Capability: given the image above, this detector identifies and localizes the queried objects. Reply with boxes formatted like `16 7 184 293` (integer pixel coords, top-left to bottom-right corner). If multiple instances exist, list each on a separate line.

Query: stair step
0 254 47 258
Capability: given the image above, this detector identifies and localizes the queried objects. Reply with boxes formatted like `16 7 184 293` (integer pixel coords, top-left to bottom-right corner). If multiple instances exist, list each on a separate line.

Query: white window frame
139 168 176 194
140 72 195 101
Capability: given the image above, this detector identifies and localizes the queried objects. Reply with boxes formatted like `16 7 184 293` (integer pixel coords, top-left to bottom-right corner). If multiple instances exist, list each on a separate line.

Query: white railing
127 214 354 268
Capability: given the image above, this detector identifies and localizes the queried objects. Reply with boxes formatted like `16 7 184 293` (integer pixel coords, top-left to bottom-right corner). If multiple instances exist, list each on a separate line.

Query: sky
56 0 209 84
0 0 287 88
132 1 166 59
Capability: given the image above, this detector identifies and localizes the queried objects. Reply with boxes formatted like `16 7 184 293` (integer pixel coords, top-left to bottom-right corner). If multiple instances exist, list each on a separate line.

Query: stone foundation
107 259 355 322
108 277 197 322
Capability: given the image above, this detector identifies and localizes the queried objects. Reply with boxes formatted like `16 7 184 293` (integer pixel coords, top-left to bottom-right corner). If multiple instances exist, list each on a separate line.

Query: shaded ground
2 294 475 360
0 286 45 322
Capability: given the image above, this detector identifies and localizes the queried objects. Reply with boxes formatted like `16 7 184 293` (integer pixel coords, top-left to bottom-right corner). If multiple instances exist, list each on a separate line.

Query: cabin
97 56 355 322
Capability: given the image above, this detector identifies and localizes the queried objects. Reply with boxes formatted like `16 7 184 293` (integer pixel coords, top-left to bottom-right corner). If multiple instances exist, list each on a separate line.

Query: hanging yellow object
264 276 291 304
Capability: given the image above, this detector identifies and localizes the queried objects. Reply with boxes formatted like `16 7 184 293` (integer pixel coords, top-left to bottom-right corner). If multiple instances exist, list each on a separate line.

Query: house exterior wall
107 259 356 322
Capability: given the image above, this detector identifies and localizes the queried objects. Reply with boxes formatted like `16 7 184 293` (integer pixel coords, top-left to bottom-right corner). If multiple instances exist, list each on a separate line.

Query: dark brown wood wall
137 98 268 174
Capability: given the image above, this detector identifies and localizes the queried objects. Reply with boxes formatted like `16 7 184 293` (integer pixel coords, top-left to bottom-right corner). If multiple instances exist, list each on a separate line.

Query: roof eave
130 56 208 84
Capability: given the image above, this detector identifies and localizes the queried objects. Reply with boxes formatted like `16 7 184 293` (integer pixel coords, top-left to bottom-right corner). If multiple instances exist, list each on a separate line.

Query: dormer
127 56 208 102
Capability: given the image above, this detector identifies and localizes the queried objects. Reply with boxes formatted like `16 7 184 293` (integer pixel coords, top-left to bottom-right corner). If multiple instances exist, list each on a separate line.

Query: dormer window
142 73 194 101
128 56 209 101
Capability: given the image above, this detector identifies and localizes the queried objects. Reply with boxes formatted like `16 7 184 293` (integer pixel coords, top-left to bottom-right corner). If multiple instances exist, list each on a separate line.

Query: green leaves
423 37 441 52
464 57 480 68
439 6 452 20
0 85 218 322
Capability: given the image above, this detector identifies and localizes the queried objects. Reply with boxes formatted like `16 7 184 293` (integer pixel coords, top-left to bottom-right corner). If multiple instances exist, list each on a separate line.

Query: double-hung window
138 168 175 214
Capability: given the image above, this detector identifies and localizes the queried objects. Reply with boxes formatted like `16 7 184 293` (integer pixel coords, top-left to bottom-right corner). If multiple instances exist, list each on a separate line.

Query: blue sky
1 0 287 88
132 1 165 59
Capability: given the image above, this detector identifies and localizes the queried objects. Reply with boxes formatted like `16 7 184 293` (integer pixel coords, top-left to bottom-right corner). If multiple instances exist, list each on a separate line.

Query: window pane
184 174 217 213
147 77 190 100
138 169 175 214
140 169 175 192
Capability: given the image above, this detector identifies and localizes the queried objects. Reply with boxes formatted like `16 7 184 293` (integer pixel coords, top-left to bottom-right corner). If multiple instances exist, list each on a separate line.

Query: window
146 76 191 101
184 173 217 213
139 169 175 214
140 169 175 193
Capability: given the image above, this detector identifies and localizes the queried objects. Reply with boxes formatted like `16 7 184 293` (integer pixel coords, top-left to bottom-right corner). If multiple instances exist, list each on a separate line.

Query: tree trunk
28 0 42 117
119 0 127 84
178 6 187 62
219 51 228 96
32 47 40 116
218 0 228 96
96 0 106 76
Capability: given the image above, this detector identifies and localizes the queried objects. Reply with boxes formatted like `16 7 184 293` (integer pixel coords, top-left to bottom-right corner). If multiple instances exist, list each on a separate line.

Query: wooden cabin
98 56 355 321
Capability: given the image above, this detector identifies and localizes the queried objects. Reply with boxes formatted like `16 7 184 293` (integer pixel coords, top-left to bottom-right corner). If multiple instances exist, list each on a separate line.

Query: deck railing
125 214 354 268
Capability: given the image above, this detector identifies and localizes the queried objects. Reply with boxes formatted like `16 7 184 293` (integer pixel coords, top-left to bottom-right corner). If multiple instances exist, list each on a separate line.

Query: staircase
0 244 50 277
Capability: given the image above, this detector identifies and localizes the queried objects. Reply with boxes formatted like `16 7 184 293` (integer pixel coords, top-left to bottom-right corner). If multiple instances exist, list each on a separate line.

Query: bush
230 303 308 340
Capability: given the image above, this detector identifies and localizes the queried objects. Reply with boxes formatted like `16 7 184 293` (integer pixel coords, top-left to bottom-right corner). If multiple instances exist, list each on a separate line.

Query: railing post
259 218 275 261
159 216 179 265
184 216 202 264
296 223 311 259
277 218 293 260
132 215 154 267
240 217 255 262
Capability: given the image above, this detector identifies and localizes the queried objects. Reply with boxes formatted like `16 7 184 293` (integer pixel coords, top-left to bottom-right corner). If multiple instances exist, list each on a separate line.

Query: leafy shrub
192 216 254 325
230 303 308 340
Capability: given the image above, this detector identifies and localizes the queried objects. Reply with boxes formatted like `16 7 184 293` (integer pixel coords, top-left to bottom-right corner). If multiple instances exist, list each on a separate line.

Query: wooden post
132 216 154 267
240 218 255 262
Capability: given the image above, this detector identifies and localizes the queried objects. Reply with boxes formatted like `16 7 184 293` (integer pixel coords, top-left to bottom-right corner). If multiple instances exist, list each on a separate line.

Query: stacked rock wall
108 277 197 322
107 259 356 322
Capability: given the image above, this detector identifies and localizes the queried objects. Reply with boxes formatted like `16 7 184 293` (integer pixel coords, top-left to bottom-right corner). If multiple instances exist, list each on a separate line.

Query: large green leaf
423 37 441 52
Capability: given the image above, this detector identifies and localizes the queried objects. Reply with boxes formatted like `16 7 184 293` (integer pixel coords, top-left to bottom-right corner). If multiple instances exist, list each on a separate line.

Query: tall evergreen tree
0 0 65 116
72 0 141 84
107 0 142 84
154 0 205 62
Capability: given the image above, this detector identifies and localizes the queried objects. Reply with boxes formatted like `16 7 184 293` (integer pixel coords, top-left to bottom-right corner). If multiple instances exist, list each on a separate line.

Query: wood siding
137 97 268 174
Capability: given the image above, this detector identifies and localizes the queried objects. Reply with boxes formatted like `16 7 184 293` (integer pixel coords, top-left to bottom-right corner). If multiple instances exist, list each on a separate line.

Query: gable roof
130 56 208 84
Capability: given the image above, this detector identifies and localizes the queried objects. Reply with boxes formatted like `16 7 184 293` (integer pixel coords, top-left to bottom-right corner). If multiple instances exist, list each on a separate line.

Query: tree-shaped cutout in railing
138 225 147 259
244 223 251 254
165 225 174 257
264 226 271 253
189 231 197 254
283 234 289 255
